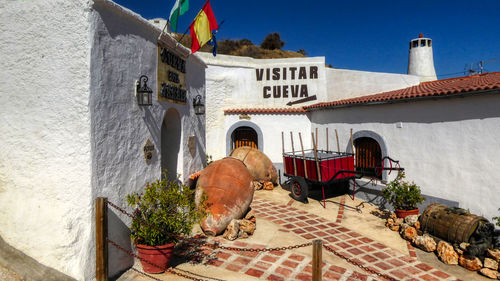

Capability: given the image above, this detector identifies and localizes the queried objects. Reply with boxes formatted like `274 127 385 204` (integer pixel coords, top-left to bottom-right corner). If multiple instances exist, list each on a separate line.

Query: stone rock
478 268 498 279
487 248 500 262
400 224 417 242
239 219 256 235
252 181 263 190
484 257 499 270
237 230 249 239
458 255 482 271
413 221 421 230
437 241 459 265
245 209 256 223
263 181 274 190
414 234 437 252
223 219 240 241
454 244 464 256
389 212 397 220
389 224 400 232
404 215 419 227
460 242 470 251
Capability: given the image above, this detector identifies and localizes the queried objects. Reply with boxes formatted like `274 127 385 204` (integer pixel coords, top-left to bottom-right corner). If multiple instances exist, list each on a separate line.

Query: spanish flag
189 0 218 53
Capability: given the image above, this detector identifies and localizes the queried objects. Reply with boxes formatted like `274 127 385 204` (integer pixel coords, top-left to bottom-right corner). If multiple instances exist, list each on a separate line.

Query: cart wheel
290 177 308 203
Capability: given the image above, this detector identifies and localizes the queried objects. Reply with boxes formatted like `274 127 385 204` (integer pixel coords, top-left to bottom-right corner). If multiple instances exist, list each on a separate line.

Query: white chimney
408 33 437 82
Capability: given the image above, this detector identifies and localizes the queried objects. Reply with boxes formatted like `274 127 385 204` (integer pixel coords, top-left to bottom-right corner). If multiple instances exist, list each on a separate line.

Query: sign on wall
255 65 320 106
157 45 187 104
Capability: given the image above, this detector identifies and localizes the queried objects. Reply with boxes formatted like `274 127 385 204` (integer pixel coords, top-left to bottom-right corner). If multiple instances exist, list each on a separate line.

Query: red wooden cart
282 132 403 207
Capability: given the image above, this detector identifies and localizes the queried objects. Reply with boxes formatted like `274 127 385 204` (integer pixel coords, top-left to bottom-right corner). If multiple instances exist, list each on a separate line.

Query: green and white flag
169 0 189 32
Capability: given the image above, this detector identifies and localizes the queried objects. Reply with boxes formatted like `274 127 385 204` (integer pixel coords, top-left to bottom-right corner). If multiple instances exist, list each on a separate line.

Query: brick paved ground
192 197 462 281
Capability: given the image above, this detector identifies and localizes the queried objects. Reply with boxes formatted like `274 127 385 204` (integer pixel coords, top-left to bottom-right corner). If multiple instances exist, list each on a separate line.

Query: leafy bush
382 171 425 210
494 208 500 227
260 32 285 50
126 172 207 246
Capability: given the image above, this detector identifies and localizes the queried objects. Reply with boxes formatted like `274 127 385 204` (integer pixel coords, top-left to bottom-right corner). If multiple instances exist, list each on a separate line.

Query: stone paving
195 196 462 281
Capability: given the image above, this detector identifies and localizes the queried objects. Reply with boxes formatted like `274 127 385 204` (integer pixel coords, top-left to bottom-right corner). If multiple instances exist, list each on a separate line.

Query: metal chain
107 200 397 280
107 238 209 281
106 200 186 241
107 200 311 251
322 244 399 281
212 241 312 252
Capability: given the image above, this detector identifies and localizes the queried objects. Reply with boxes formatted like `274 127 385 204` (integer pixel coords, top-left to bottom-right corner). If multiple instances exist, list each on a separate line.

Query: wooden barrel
419 204 489 244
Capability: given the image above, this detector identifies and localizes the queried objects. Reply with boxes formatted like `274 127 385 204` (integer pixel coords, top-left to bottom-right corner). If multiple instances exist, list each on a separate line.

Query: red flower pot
136 243 175 273
395 208 419 219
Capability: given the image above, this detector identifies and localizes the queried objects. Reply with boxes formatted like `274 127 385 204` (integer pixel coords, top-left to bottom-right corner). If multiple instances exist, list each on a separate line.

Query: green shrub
126 172 207 246
382 171 425 210
494 208 500 227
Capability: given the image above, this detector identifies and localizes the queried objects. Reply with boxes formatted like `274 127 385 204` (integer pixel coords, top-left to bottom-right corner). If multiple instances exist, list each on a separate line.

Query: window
354 137 382 179
232 127 258 150
420 40 426 47
427 40 432 47
412 41 418 48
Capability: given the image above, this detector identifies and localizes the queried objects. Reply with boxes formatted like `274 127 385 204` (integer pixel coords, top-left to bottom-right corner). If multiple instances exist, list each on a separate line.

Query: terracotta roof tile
305 72 500 110
224 108 307 114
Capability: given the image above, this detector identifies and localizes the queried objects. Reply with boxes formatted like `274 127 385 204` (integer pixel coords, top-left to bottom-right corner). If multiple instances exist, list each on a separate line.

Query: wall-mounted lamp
136 75 153 106
193 95 205 115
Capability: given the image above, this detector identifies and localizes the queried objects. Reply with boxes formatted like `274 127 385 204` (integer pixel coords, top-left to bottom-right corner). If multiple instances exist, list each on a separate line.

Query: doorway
231 126 258 150
161 108 181 181
354 137 382 179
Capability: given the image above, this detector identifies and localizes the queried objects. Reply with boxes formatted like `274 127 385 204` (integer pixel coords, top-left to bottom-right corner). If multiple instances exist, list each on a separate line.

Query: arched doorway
161 108 181 181
354 137 382 179
231 126 258 150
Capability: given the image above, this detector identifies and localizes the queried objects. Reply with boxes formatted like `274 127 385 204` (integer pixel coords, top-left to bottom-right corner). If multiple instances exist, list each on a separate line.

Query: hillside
173 34 307 59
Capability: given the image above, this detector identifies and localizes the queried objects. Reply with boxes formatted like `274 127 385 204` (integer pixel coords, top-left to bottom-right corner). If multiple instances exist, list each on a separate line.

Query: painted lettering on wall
157 45 187 104
256 66 318 99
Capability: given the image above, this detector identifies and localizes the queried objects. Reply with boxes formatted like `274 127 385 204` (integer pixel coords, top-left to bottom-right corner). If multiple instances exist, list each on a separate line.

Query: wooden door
354 137 382 179
232 127 258 150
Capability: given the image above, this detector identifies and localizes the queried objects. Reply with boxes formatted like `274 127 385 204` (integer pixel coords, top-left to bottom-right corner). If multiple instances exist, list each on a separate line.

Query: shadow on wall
108 209 133 280
312 94 500 125
0 235 75 281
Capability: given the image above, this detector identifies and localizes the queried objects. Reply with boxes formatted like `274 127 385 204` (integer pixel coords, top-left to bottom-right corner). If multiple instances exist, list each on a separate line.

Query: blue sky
114 0 500 79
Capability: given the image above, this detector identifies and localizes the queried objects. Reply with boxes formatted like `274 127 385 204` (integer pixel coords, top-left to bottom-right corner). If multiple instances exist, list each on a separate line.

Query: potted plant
126 173 207 273
382 171 425 218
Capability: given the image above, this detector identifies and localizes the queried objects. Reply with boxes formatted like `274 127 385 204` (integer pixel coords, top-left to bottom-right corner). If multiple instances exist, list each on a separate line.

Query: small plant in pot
382 171 425 218
126 172 207 273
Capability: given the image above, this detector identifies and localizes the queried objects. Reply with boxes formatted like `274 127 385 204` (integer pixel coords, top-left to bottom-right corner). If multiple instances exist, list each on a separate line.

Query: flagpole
178 19 224 43
157 19 170 41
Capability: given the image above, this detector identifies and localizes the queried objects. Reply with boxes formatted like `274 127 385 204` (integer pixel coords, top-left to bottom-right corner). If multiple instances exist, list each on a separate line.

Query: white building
1 0 206 280
198 44 500 227
1 0 499 280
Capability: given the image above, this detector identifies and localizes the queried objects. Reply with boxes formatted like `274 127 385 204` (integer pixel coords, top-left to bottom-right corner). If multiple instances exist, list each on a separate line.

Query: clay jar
195 157 254 236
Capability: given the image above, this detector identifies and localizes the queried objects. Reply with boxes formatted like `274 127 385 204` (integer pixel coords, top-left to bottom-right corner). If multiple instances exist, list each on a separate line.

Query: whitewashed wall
325 68 420 101
0 0 93 279
0 0 206 280
90 0 206 279
201 54 326 160
223 114 312 164
310 93 500 221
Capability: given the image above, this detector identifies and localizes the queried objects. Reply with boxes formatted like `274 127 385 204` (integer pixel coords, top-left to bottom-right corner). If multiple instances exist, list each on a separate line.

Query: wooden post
95 197 108 281
312 240 322 281
298 132 308 178
281 132 286 175
326 127 329 152
290 132 298 176
335 129 340 152
350 128 355 167
312 133 322 181
315 127 318 150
